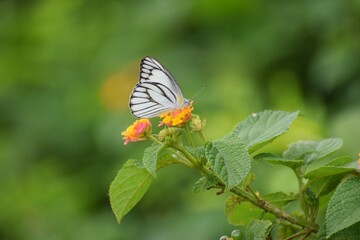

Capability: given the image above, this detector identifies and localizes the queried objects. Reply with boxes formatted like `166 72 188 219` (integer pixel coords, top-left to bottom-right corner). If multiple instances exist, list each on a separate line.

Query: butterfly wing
129 57 186 118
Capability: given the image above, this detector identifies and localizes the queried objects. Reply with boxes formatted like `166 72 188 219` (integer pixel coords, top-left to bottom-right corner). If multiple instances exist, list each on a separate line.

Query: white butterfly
129 57 190 118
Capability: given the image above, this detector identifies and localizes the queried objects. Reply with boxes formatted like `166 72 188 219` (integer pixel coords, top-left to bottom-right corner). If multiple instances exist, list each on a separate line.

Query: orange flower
122 119 151 145
159 103 193 127
358 153 360 170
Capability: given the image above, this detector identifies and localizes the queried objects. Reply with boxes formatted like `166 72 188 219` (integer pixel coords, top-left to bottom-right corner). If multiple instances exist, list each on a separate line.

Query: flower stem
148 135 193 167
148 135 162 144
167 147 194 167
171 143 199 167
197 131 206 142
184 124 194 147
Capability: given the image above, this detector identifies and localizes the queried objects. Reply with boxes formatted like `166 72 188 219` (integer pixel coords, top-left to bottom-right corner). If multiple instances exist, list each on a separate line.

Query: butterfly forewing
129 57 187 119
140 58 182 96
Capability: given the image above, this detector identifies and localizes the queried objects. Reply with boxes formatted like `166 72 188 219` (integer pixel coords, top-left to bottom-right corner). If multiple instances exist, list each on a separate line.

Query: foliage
1 0 360 239
110 110 360 239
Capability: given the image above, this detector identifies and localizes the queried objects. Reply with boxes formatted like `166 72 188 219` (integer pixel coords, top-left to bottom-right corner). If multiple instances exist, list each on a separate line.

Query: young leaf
262 192 299 207
246 220 273 240
310 174 346 198
192 174 218 193
205 139 251 189
326 174 360 238
306 156 353 172
283 138 343 164
255 153 303 169
305 157 357 197
326 156 354 167
109 160 153 223
228 110 298 153
304 166 355 180
143 144 162 176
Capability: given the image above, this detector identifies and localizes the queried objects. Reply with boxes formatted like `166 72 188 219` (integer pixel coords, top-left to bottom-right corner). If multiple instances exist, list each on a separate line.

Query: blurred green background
1 0 359 239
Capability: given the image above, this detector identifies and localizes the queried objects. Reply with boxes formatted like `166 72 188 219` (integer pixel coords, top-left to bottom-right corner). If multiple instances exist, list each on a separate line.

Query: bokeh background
1 0 359 239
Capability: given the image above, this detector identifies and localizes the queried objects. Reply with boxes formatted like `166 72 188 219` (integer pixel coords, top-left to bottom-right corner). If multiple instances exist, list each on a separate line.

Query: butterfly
129 57 190 119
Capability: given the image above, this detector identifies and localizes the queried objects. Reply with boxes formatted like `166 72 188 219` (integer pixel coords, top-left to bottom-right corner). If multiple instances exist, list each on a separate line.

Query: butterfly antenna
190 85 207 101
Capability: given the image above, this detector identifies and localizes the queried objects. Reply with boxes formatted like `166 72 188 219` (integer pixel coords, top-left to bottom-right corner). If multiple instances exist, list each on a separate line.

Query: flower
158 127 180 141
159 103 193 127
122 119 151 145
358 153 360 170
190 114 206 132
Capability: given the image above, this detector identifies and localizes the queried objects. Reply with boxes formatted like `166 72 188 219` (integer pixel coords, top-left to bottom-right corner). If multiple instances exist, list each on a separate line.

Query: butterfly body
129 57 189 119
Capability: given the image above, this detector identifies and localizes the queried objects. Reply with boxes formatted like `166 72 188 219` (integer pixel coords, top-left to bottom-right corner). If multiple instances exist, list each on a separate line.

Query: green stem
230 187 314 231
186 156 315 231
197 163 315 231
151 134 316 233
148 135 193 167
284 230 308 240
168 147 194 167
171 143 200 168
197 131 206 142
148 135 162 144
184 124 194 147
246 186 261 202
279 220 303 231
296 169 310 221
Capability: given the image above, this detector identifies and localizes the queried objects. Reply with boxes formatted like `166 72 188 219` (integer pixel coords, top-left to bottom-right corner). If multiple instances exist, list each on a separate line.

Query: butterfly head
182 98 191 107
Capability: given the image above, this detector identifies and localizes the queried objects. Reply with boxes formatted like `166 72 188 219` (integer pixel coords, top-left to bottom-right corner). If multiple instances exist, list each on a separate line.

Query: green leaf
318 220 360 240
192 174 218 193
156 147 181 168
246 220 273 240
283 138 343 164
226 196 273 226
109 160 153 223
238 172 256 190
255 153 303 169
307 156 353 171
205 139 251 189
305 156 357 197
143 144 162 176
186 146 206 160
304 166 355 180
326 156 354 167
326 174 360 238
310 174 346 198
317 223 327 240
228 110 298 153
263 192 299 207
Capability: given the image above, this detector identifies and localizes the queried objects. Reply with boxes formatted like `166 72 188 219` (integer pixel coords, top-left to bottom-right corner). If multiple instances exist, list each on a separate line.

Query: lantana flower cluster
122 103 194 145
159 103 193 127
121 119 151 145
